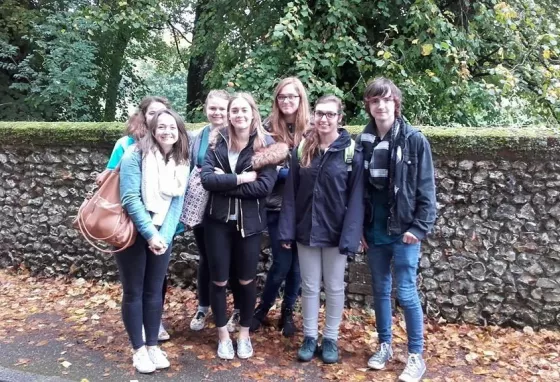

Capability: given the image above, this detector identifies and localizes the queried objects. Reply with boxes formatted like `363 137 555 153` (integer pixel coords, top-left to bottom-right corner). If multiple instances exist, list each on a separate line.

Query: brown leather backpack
74 167 137 253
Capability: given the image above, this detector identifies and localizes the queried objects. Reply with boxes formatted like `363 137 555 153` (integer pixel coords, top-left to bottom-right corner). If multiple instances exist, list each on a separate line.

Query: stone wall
1 122 559 328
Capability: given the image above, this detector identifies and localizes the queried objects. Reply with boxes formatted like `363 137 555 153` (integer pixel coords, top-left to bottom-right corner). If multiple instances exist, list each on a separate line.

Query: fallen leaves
0 269 559 382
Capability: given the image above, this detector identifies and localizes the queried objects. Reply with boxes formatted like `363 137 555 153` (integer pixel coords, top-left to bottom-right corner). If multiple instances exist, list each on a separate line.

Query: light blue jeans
367 240 424 354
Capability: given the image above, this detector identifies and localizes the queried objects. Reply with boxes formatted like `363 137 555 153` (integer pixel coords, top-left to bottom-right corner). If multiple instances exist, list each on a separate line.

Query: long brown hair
269 77 309 147
227 92 267 153
126 96 171 141
300 95 343 168
138 109 190 165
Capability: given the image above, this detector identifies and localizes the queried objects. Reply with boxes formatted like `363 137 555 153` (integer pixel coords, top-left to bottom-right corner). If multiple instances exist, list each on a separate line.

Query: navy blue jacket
278 129 364 254
357 118 436 240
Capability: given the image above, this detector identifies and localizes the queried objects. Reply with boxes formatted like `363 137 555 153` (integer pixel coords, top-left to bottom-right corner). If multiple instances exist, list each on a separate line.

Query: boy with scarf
357 78 436 382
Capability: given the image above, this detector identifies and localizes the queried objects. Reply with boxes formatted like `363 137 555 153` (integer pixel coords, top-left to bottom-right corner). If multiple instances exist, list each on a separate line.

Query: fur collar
208 127 288 169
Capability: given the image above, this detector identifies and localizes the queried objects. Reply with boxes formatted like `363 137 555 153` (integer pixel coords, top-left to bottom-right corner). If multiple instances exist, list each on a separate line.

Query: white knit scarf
141 148 189 226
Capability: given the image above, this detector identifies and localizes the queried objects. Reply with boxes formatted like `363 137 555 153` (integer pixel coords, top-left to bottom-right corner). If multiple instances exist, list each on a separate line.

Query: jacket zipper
240 200 245 237
257 199 262 224
209 194 214 215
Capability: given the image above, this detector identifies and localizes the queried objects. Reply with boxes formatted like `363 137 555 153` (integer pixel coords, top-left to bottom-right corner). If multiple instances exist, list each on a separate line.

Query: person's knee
213 280 227 287
238 279 253 286
396 286 419 307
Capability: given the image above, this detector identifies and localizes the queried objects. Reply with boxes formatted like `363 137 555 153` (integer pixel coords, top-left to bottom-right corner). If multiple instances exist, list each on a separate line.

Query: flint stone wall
1 122 559 328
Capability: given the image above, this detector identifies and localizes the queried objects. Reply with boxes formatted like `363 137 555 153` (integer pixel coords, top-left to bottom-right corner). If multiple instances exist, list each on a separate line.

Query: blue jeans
367 239 424 354
259 211 300 309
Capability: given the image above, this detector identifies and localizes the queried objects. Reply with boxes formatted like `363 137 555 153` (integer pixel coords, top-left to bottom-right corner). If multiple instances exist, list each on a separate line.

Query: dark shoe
297 336 318 362
280 305 296 337
249 304 270 332
321 338 339 364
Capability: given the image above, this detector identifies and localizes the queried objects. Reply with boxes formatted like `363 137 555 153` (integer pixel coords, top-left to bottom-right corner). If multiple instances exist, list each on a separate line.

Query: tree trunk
102 32 130 122
186 1 215 119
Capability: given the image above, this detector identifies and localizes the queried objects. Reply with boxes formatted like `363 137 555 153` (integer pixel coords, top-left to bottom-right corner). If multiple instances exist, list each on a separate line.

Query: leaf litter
0 268 559 381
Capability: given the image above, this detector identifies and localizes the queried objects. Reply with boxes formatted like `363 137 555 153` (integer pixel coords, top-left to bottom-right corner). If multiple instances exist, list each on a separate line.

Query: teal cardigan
119 147 186 246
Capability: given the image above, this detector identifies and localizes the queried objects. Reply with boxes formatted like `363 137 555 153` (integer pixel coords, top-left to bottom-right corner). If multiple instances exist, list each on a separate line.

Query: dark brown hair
126 96 171 140
138 109 190 164
269 77 310 147
363 77 402 119
300 95 343 168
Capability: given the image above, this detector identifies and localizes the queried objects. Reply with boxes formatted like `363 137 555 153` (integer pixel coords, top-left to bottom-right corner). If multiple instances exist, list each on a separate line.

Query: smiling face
276 83 300 118
153 112 178 153
367 90 396 126
229 97 253 131
145 101 167 125
313 101 341 135
205 96 229 127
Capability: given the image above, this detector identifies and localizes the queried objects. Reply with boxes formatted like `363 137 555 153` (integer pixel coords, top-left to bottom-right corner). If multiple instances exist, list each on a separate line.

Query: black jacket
357 118 436 240
201 128 289 237
262 118 294 212
278 129 364 254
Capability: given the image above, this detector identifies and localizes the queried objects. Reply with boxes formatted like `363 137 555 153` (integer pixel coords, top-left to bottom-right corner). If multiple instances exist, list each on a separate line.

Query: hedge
1 122 559 160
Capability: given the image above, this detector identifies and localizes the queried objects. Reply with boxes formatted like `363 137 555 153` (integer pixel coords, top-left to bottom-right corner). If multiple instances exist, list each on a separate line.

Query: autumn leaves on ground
0 269 558 382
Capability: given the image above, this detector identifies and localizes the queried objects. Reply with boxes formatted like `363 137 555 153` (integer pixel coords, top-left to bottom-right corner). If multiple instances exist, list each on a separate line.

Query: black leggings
115 235 171 349
204 219 261 328
193 225 241 309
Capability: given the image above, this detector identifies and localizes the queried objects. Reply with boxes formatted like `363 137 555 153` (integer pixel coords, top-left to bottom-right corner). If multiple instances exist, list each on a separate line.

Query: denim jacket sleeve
119 148 159 242
408 134 437 240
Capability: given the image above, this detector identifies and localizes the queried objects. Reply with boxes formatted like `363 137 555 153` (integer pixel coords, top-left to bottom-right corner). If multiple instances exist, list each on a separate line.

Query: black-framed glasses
277 95 300 102
314 111 340 120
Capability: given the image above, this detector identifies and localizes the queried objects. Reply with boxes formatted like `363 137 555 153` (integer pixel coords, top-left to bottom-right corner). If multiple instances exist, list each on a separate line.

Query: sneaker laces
403 354 422 375
302 336 316 351
373 342 391 361
322 339 337 353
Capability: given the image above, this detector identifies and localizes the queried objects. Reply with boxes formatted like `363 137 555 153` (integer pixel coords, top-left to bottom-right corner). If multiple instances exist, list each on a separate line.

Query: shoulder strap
344 139 355 171
297 138 306 161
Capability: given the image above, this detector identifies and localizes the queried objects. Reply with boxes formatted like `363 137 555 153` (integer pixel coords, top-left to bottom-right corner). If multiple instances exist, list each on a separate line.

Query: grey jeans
297 243 347 341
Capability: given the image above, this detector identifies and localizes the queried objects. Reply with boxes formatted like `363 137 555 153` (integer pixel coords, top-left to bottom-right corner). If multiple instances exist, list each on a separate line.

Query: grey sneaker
398 353 426 382
367 342 393 370
226 310 240 333
190 310 209 331
217 338 235 360
236 337 254 359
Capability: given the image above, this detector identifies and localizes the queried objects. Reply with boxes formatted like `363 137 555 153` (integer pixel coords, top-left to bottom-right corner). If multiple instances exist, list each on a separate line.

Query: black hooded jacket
200 128 289 237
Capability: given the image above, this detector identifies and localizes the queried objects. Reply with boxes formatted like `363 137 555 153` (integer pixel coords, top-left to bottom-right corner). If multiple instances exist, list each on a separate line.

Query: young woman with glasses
278 95 364 364
250 77 310 336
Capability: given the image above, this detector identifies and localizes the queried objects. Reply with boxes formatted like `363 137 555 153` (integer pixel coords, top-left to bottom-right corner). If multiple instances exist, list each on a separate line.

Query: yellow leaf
383 51 392 59
421 43 434 56
543 49 551 59
412 39 419 45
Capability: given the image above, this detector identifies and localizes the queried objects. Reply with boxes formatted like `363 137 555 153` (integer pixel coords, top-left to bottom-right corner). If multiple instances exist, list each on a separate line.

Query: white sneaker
190 310 209 331
226 310 240 333
217 338 235 360
158 322 170 341
132 346 155 374
237 337 254 359
398 353 426 382
147 346 170 369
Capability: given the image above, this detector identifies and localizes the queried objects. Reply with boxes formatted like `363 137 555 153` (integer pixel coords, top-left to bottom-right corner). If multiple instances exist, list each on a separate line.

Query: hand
360 234 369 252
239 171 257 184
213 167 225 175
402 231 420 244
148 236 167 255
281 242 291 249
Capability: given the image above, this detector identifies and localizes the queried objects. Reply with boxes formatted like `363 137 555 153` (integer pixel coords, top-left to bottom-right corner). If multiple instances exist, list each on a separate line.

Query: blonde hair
227 92 267 153
204 89 230 111
269 77 309 147
300 95 343 168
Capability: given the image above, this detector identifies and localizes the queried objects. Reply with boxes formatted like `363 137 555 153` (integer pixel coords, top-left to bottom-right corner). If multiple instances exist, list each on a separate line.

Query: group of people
105 77 436 382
